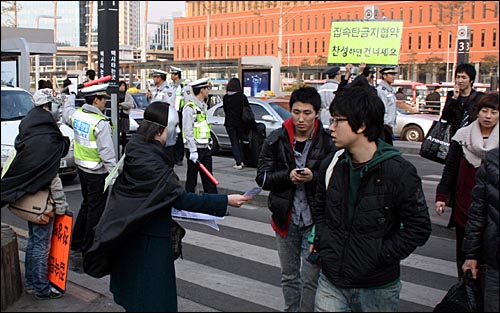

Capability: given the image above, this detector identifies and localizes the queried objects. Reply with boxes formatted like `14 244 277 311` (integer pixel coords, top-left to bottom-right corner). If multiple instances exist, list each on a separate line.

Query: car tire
402 125 424 142
210 132 220 155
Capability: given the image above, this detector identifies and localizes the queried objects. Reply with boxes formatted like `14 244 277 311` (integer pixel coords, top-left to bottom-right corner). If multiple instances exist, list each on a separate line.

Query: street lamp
35 15 62 88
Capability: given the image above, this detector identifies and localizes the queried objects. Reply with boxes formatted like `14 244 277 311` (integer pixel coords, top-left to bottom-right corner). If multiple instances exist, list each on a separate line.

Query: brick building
175 1 499 83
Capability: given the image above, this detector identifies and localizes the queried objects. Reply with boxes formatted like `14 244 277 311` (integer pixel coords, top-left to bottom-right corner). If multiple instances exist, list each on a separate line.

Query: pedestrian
441 63 485 136
61 83 117 271
312 85 431 312
318 66 341 126
256 86 333 312
118 80 134 155
1 88 70 300
82 101 251 312
376 66 399 145
169 66 185 166
37 79 46 90
424 85 441 112
435 91 499 279
462 147 499 313
395 87 406 101
85 69 96 82
223 77 249 169
61 78 72 95
182 78 218 194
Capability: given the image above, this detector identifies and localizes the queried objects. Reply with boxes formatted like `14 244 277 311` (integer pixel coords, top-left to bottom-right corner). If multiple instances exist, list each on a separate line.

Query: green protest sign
327 20 404 65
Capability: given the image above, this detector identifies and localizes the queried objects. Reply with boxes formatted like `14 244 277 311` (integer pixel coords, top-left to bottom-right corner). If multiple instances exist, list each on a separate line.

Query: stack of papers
171 208 224 231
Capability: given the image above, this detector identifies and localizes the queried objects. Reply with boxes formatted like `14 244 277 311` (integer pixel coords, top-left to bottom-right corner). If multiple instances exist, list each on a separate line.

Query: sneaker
233 164 243 170
24 287 35 295
35 287 64 300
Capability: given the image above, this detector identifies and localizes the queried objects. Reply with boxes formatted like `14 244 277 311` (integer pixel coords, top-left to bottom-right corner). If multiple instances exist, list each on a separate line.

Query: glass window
481 29 485 47
483 1 487 18
409 7 413 23
428 33 432 48
470 30 474 48
250 104 270 120
213 107 225 117
493 29 497 47
418 33 422 49
471 2 475 19
438 31 442 48
429 5 433 22
1 90 34 120
409 33 412 49
419 6 423 22
268 103 292 120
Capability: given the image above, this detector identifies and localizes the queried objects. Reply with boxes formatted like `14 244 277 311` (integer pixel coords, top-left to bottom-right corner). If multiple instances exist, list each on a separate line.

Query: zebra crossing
174 213 458 312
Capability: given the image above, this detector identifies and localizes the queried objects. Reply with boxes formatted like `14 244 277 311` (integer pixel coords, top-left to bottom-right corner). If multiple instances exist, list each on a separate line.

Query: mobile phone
296 169 304 174
307 251 320 265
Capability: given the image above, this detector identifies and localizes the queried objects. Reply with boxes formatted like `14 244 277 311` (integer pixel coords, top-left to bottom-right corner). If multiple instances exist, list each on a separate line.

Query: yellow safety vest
183 101 211 144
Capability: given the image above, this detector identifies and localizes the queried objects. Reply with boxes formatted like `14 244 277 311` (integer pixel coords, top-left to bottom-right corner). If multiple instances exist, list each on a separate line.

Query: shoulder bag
419 119 451 164
433 270 483 312
8 188 54 224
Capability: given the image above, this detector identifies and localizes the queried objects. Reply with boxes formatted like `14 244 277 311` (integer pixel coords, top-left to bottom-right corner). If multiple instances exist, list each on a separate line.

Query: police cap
324 66 341 76
189 77 210 89
170 66 182 74
151 69 169 77
80 83 109 97
379 67 398 75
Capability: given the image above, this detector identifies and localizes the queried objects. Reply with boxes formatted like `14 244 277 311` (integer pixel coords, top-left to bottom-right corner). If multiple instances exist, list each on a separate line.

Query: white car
394 108 439 142
1 85 77 180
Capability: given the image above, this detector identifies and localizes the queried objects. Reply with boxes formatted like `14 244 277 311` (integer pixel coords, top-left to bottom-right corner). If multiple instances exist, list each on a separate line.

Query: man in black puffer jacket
462 147 499 312
256 86 334 312
312 85 431 312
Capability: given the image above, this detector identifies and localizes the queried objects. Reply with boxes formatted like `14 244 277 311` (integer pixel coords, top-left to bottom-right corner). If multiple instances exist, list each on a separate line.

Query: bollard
1 224 22 311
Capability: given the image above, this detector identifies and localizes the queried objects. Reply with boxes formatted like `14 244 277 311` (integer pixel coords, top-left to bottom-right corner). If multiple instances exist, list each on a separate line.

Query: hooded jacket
313 140 431 288
1 106 69 206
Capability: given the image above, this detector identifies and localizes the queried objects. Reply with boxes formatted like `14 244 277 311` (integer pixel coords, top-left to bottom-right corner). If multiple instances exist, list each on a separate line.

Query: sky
146 1 186 22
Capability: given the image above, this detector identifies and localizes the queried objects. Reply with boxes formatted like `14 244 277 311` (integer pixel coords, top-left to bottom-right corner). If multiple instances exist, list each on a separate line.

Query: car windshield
132 93 149 110
268 102 291 120
1 90 34 120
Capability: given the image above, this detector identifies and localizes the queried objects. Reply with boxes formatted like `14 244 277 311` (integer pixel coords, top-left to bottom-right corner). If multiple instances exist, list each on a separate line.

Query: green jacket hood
344 139 401 176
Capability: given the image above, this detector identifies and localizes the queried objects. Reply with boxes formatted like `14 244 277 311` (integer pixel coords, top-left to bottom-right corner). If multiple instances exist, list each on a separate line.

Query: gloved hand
68 84 78 95
189 151 199 164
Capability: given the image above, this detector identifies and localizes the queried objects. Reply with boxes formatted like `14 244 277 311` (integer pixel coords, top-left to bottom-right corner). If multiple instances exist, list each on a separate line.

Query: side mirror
261 114 277 122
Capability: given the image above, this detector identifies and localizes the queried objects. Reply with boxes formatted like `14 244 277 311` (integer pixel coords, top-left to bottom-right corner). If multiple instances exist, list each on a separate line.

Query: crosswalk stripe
422 180 439 186
175 260 284 311
423 175 442 180
182 228 451 308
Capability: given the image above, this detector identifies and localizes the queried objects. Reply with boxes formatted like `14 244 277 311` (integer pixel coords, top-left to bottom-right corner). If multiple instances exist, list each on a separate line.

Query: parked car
1 85 77 180
393 107 439 142
207 97 292 154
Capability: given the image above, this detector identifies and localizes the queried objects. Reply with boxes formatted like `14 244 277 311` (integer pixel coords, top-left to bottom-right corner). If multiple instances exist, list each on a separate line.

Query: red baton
78 75 112 89
198 162 219 185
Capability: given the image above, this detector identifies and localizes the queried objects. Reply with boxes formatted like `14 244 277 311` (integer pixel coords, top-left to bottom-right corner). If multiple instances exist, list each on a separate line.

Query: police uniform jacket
150 80 176 106
182 97 210 152
377 80 397 128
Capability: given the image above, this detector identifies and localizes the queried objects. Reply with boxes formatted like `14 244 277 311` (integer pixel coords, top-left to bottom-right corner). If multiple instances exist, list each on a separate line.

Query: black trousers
185 147 218 194
71 169 109 252
174 133 184 163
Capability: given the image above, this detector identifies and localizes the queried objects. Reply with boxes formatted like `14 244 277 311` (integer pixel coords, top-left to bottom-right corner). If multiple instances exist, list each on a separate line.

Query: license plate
60 159 67 168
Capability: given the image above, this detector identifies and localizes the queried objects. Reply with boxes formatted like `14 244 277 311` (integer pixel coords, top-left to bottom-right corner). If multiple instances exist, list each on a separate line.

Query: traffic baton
197 162 219 185
78 75 112 89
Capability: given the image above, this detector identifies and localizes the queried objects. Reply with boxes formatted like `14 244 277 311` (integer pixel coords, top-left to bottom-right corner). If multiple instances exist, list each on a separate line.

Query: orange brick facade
175 1 498 82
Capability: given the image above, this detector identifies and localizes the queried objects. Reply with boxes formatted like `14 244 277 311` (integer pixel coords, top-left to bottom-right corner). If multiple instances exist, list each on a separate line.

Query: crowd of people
1 62 498 312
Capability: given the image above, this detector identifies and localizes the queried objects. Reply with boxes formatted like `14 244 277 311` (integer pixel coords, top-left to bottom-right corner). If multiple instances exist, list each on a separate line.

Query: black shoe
35 287 64 300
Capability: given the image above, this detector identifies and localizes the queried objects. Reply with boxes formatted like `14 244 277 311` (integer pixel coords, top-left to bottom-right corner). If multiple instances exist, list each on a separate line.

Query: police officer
147 69 176 106
61 83 116 270
169 66 185 166
182 78 217 194
376 67 398 145
317 66 341 126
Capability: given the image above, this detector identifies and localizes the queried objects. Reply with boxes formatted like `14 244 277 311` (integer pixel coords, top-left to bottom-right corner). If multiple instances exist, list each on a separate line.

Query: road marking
422 180 439 186
423 175 442 180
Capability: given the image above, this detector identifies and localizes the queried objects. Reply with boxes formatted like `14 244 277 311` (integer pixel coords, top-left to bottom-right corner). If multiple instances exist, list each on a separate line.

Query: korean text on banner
327 20 404 65
48 214 73 292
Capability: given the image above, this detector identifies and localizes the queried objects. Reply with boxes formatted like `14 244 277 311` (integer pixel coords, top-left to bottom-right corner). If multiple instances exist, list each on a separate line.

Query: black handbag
433 270 483 312
242 104 256 126
419 119 451 164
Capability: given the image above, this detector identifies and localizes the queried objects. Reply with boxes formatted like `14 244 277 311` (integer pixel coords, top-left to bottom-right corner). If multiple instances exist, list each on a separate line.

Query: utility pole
87 1 93 69
53 1 58 72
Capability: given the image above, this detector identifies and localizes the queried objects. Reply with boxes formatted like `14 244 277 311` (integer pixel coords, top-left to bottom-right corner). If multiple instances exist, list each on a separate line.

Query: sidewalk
2 141 422 312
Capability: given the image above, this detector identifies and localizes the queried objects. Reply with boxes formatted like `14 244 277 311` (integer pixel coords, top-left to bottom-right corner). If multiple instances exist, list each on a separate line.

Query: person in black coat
223 77 250 169
256 86 334 312
462 147 499 312
82 101 250 312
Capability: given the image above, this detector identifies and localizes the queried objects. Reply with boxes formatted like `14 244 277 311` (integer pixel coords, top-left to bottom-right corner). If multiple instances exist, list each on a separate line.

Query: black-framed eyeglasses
329 116 349 127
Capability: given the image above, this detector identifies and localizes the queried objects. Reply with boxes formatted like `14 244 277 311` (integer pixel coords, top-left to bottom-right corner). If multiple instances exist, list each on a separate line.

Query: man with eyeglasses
376 67 398 145
61 83 117 272
256 86 333 312
311 85 431 312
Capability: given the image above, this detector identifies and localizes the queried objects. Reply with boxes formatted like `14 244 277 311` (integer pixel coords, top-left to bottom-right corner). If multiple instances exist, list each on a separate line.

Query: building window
470 30 474 48
380 10 384 19
300 16 303 31
481 29 485 47
409 7 413 23
428 33 432 48
257 41 260 55
418 33 422 49
322 38 325 53
307 16 310 30
232 22 235 35
239 22 241 34
252 20 254 34
299 39 303 53
449 32 452 49
409 33 412 49
429 5 433 22
471 1 475 19
271 41 274 54
245 21 248 34
493 29 497 47
292 19 295 32
239 43 241 55
322 15 326 28
258 20 261 33
307 39 310 53
400 8 404 20
347 12 350 20
214 24 217 37
355 12 359 20
272 20 274 32
264 20 267 33
483 1 487 18
232 43 235 56
419 6 422 22
314 15 317 29
438 31 442 48
391 9 394 20
245 43 247 55
252 43 254 55
439 6 443 21
314 39 318 53
495 2 498 17
285 18 289 32
292 40 295 54
460 6 464 20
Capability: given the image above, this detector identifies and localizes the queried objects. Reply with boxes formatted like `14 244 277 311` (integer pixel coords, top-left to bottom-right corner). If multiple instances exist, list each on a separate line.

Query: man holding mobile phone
256 86 334 312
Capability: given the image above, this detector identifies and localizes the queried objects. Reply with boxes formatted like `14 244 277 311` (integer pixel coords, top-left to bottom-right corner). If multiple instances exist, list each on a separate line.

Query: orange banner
48 214 73 292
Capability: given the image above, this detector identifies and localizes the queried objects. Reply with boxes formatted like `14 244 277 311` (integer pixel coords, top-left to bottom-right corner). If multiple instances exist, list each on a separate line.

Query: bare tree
1 1 21 27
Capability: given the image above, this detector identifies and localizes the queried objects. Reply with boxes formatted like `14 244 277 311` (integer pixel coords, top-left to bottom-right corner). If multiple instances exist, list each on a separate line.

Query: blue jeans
276 220 319 312
314 272 401 312
25 218 54 296
225 126 245 165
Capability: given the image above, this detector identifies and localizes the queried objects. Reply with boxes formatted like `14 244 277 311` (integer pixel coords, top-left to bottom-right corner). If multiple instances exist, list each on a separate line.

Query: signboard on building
457 25 470 65
98 1 119 88
327 21 404 66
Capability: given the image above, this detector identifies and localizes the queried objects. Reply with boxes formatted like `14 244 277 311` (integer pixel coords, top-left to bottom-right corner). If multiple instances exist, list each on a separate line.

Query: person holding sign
83 101 250 312
1 88 70 300
61 83 116 271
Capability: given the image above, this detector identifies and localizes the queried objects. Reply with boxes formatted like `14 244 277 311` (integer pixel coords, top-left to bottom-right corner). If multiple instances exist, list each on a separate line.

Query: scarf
452 120 499 168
